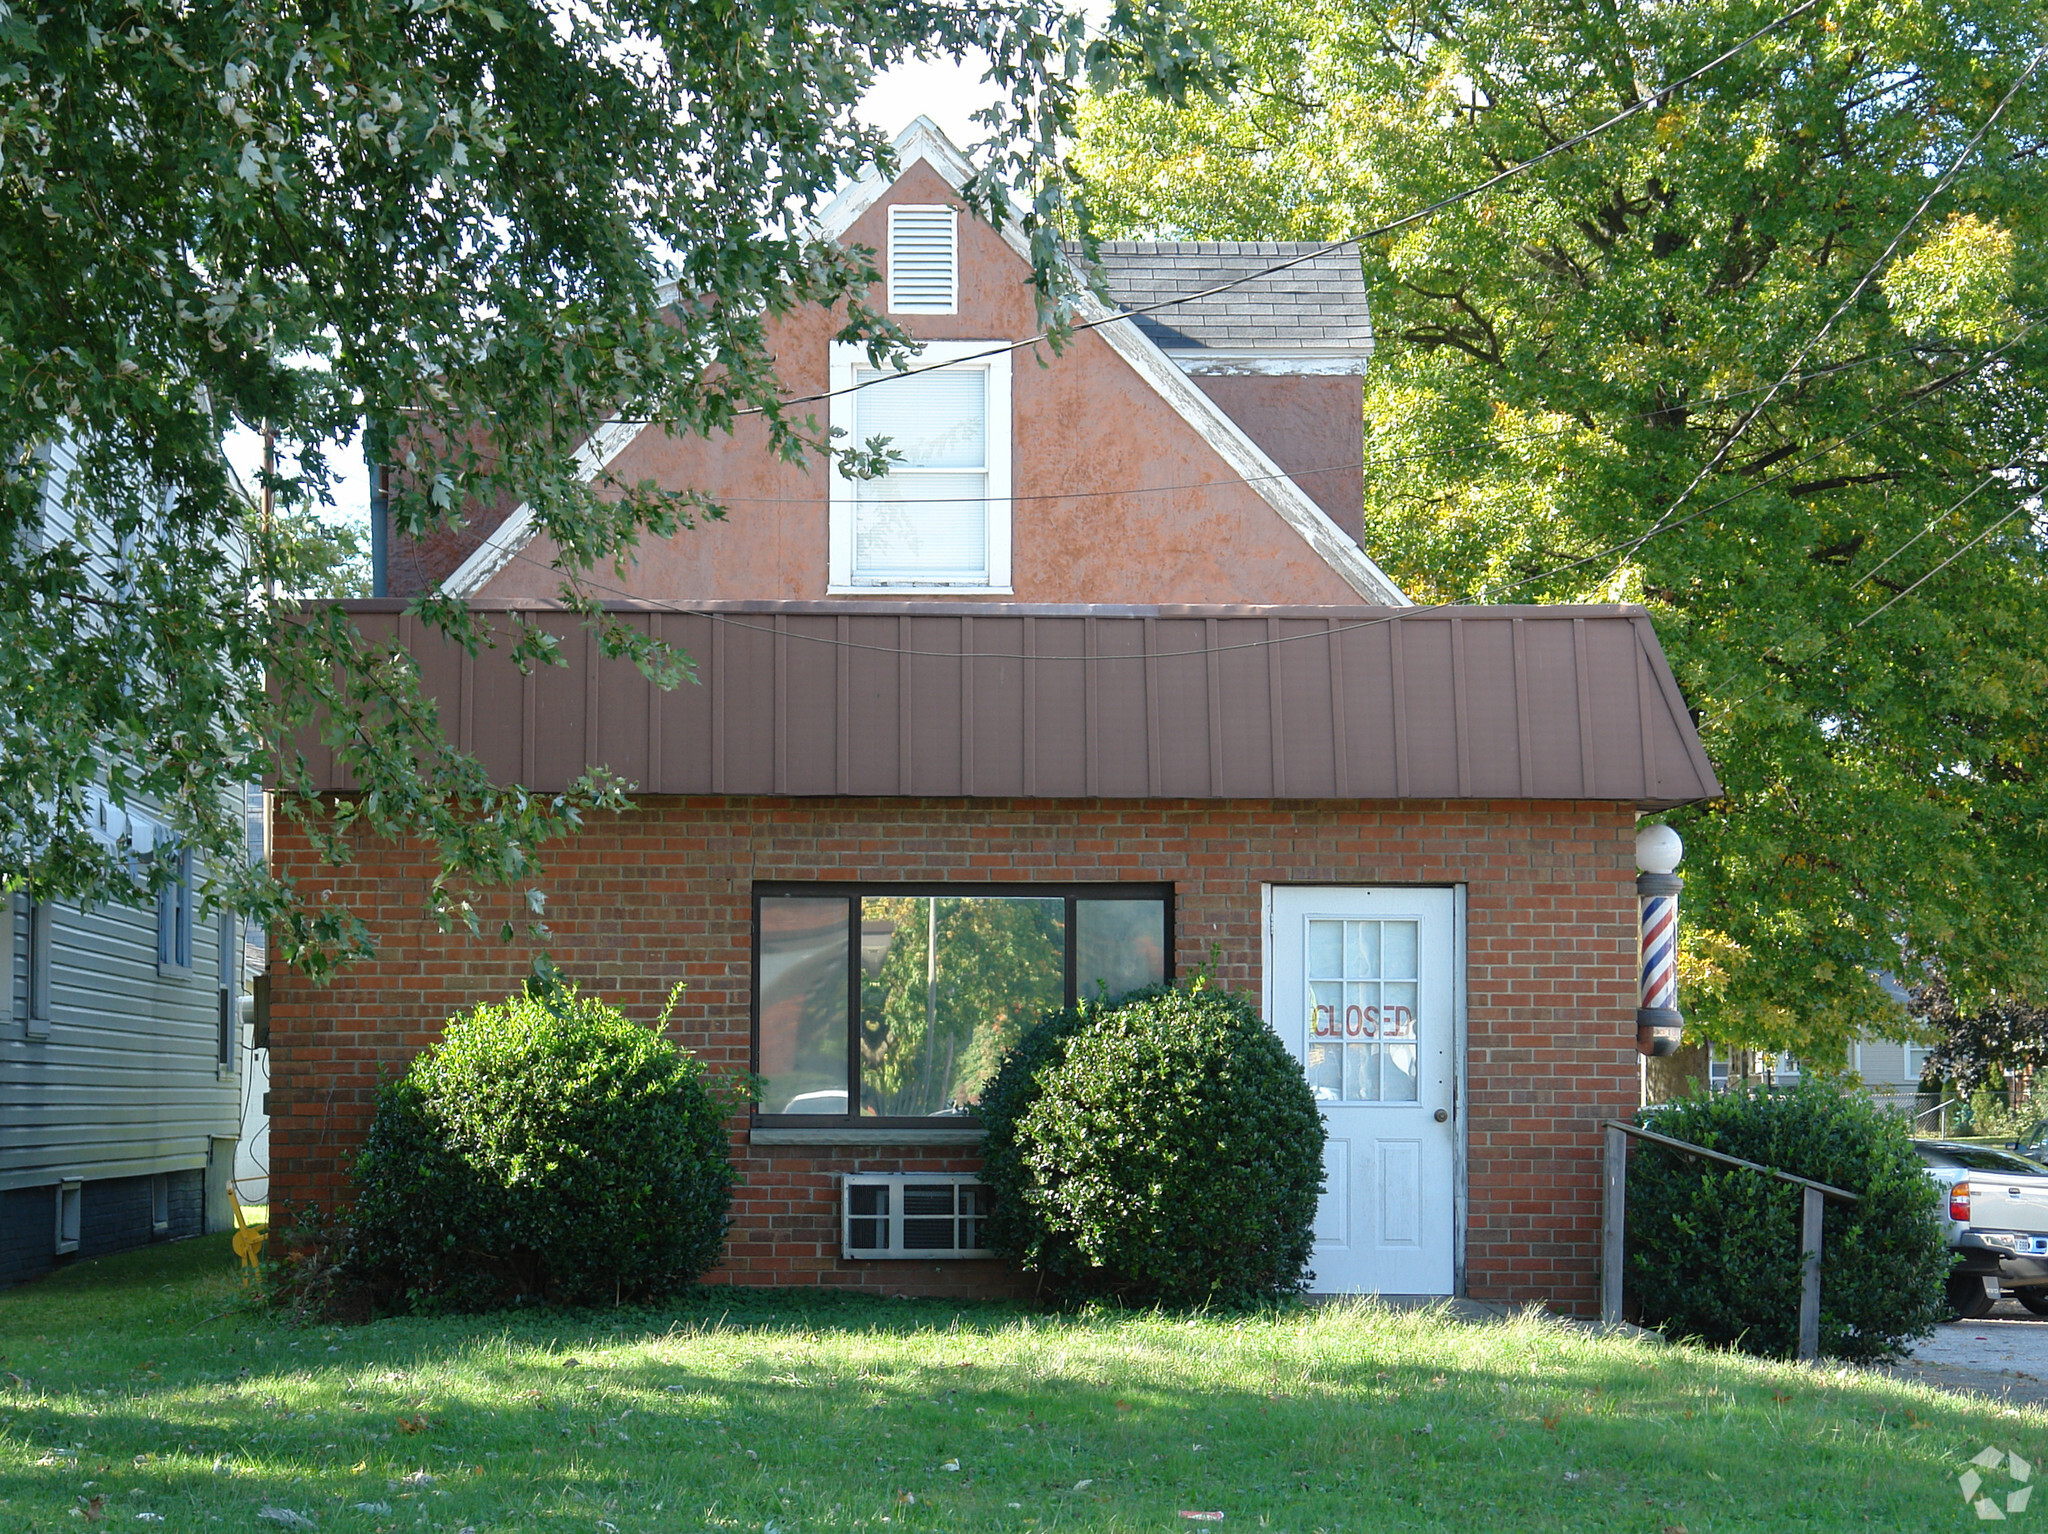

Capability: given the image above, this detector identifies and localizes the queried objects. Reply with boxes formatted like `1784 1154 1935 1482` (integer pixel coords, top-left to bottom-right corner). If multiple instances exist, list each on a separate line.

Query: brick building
268 120 1720 1309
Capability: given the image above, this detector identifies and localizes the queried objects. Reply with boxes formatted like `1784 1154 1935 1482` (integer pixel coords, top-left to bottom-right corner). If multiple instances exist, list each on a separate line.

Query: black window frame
751 880 1174 1129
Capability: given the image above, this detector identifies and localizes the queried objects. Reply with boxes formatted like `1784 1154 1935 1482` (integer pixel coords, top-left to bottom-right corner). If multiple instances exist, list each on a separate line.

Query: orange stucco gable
473 156 1381 607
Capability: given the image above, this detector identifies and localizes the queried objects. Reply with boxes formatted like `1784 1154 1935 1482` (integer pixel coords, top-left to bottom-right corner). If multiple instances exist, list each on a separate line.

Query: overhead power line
478 326 2023 665
708 0 1825 417
600 347 1935 511
1611 43 2048 572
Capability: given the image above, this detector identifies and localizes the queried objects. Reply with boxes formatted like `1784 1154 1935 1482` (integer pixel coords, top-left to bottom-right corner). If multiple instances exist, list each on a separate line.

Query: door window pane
1075 899 1167 1002
758 898 850 1116
1383 1043 1419 1102
1381 920 1419 979
1303 917 1424 1103
859 895 1065 1117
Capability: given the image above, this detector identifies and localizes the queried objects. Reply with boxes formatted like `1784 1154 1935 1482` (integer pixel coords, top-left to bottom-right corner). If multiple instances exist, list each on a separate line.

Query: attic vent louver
888 205 958 314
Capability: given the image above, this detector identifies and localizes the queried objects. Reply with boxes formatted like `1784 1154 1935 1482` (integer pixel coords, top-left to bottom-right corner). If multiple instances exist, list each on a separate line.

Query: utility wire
481 316 2034 662
487 344 2012 665
1696 458 2037 721
693 0 1825 418
1853 497 2036 629
1610 45 2048 573
593 347 1931 511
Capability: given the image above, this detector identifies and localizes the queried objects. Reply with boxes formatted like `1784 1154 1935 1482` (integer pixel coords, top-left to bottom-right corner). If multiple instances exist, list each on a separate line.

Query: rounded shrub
353 984 736 1311
1626 1083 1946 1360
979 984 1325 1307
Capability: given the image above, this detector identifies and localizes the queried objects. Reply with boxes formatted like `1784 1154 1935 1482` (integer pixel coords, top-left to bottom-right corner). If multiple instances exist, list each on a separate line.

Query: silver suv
1915 1140 2048 1319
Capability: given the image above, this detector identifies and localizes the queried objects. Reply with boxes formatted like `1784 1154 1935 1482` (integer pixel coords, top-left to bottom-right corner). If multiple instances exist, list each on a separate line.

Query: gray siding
0 883 241 1193
4 447 245 1194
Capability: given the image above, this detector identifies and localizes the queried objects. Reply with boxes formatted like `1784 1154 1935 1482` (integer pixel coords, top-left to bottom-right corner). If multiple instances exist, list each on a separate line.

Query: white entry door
1268 886 1458 1295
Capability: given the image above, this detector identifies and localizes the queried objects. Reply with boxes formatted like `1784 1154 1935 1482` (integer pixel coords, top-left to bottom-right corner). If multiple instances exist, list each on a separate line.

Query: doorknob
1434 1108 1449 1123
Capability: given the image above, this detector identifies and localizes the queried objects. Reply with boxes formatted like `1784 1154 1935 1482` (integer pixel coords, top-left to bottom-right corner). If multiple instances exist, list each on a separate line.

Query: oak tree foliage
1 0 1223 971
1075 0 2048 1060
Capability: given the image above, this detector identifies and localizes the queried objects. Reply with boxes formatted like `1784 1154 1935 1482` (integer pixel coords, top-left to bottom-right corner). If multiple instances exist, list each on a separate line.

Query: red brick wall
267 796 1638 1309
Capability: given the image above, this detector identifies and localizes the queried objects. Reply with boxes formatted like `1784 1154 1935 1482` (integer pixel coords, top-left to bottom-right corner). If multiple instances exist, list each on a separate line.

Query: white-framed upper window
887 205 958 314
828 342 1012 592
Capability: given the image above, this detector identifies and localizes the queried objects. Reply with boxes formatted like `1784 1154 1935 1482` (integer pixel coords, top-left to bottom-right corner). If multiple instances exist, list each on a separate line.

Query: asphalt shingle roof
1067 241 1373 358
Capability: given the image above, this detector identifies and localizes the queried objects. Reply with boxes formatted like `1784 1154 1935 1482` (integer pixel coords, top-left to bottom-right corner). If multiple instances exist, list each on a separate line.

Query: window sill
749 1126 985 1147
157 962 193 981
826 586 1014 597
23 1016 50 1041
217 1063 238 1083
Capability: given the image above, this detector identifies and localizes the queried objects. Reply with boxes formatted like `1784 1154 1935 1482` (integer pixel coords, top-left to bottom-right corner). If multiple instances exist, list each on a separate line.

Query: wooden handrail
1600 1117 1858 1361
1601 1119 1861 1203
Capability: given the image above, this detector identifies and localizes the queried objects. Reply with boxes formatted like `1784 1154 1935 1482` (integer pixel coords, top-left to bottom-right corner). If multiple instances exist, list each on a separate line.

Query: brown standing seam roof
305 602 1722 809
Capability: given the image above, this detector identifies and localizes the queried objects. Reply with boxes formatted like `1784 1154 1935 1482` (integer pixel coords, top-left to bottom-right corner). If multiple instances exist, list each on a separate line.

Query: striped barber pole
1640 892 1678 1012
1634 824 1684 1057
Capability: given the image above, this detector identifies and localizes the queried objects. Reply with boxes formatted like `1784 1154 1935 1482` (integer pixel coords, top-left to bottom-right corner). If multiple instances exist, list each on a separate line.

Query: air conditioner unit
842 1174 992 1260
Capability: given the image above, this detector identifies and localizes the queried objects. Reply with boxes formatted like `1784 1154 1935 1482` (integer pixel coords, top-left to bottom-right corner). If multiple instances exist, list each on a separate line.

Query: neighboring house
267 119 1722 1311
1 439 247 1286
1709 1039 1939 1118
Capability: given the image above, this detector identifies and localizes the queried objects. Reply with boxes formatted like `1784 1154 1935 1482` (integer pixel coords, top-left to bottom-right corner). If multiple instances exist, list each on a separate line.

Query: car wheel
2016 1289 2048 1317
1949 1272 1999 1320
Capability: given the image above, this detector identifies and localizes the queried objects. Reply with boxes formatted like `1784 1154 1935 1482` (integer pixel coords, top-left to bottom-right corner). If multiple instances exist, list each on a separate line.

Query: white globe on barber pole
1962 1446 2033 1520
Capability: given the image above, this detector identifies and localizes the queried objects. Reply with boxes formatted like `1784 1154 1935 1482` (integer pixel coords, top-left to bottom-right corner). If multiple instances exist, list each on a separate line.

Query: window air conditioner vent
842 1173 991 1260
888 205 958 314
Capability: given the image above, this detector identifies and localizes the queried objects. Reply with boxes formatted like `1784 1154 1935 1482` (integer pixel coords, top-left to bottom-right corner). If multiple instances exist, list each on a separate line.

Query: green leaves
1077 0 2048 1058
1628 1085 1947 1361
979 985 1325 1308
353 982 738 1311
2 0 1218 970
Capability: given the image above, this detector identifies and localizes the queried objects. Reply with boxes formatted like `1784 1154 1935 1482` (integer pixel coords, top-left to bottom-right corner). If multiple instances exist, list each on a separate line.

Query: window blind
852 366 988 581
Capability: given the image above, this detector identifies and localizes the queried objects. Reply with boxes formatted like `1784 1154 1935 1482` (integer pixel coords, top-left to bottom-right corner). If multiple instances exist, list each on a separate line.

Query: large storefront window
754 885 1171 1124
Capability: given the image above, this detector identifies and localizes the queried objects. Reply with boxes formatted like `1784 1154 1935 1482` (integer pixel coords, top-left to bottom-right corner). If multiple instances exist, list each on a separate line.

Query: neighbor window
828 341 1012 591
217 909 239 1067
54 1180 81 1255
156 846 192 972
25 897 53 1036
753 884 1171 1123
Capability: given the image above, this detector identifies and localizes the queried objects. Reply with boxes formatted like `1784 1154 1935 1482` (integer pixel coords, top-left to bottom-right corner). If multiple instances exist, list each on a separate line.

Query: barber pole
1634 824 1684 1057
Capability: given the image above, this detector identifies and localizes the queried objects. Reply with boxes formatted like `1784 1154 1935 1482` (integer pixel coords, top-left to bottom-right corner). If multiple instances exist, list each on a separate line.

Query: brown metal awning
304 601 1721 808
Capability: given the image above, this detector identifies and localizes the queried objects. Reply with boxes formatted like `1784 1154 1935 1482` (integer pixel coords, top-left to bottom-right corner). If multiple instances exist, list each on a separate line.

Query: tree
1072 0 2048 1062
1914 978 2048 1102
0 0 1222 972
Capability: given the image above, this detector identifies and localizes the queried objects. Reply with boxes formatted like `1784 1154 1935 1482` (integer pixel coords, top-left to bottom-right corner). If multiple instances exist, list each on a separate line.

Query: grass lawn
0 1237 2040 1532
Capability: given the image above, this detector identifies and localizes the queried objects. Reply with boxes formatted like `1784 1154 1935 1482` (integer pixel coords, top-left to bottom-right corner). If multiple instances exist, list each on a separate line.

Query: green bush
1626 1084 1946 1360
353 984 737 1311
979 984 1325 1307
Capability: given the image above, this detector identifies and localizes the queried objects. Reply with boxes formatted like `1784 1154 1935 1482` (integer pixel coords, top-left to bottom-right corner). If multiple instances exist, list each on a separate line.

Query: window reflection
859 896 1065 1117
758 899 848 1116
1076 899 1167 1001
756 889 1171 1121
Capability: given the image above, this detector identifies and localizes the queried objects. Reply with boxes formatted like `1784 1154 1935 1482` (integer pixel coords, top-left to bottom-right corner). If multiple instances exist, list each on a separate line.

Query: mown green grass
0 1235 2038 1531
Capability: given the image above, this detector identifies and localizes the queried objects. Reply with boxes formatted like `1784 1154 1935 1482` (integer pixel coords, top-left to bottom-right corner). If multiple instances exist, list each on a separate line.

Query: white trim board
446 116 1408 606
